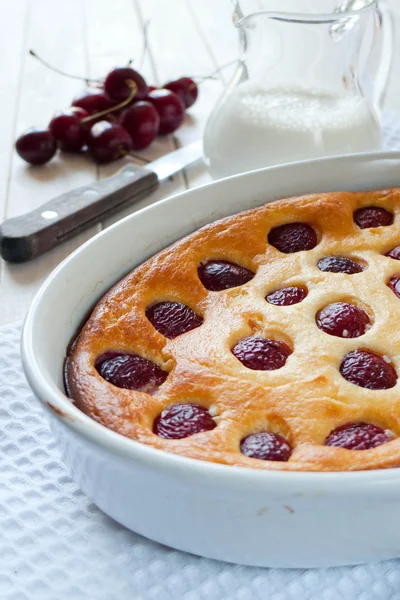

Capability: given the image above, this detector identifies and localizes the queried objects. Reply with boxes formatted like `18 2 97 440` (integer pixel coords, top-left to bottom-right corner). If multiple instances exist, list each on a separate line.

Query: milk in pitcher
204 83 381 179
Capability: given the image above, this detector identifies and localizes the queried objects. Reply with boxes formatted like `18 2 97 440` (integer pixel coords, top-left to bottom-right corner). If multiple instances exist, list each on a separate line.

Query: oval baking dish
22 152 400 567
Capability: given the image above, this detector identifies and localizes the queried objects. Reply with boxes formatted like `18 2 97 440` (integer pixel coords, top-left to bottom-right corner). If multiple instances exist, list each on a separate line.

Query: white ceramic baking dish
22 152 400 568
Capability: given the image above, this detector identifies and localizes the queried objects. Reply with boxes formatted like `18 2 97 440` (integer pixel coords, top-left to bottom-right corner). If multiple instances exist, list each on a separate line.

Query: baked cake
66 189 400 471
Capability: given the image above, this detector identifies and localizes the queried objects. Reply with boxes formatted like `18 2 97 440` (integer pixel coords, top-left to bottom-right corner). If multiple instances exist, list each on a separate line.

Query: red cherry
95 351 168 393
353 206 393 229
147 88 185 135
104 67 148 102
153 403 216 439
268 223 317 253
164 77 198 109
72 88 115 116
232 336 291 370
146 301 203 339
198 260 254 291
240 432 292 461
385 246 400 260
119 101 160 150
316 302 370 338
88 121 133 164
266 286 307 306
340 349 397 390
388 275 400 299
49 109 88 152
317 256 363 274
15 129 57 165
325 422 393 450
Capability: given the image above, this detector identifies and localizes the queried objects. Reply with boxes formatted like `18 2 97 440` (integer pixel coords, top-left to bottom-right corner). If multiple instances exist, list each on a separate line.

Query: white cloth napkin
3 119 400 599
2 325 400 600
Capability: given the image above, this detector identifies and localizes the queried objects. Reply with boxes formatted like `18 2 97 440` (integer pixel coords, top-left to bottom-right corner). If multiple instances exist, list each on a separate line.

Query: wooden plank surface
0 0 399 326
0 0 99 324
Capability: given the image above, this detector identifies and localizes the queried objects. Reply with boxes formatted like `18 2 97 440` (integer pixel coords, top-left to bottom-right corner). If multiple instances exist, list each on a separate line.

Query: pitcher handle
370 0 394 110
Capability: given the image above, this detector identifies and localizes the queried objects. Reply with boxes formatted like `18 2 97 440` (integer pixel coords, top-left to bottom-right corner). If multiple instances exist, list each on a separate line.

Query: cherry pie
66 189 400 471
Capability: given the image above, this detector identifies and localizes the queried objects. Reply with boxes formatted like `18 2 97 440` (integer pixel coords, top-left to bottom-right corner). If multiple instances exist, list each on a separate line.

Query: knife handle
0 164 159 263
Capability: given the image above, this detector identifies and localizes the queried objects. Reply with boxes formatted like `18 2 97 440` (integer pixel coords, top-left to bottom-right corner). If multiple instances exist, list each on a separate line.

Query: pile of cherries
15 63 198 166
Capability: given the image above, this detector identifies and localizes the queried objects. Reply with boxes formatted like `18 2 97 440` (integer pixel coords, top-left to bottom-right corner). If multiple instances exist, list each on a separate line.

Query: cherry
340 349 397 390
153 403 216 439
88 121 133 164
164 77 198 109
78 82 140 134
119 101 160 150
95 351 168 393
232 336 291 370
147 86 157 94
388 275 400 299
317 256 363 274
325 422 393 450
146 301 203 338
104 67 148 103
385 246 400 260
198 260 254 291
72 88 115 116
266 286 307 306
268 223 317 253
240 432 292 461
147 89 185 135
15 129 57 165
316 302 370 338
49 109 88 152
353 206 393 229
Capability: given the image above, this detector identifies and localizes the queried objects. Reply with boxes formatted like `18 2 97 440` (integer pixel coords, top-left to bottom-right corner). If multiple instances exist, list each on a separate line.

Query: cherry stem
137 20 151 71
81 82 138 124
124 20 150 70
29 49 102 85
193 59 240 84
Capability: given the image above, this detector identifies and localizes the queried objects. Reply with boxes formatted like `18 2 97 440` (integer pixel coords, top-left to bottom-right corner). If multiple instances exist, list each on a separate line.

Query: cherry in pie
66 189 400 471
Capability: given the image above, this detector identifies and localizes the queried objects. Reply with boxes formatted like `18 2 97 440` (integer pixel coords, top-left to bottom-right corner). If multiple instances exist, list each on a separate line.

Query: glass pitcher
204 0 393 179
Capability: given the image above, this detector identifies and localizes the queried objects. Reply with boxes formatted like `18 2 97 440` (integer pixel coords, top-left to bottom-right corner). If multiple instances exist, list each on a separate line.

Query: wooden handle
0 164 159 263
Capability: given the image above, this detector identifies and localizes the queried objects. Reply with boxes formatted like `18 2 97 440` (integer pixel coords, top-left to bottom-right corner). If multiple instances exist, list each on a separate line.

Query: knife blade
0 141 203 263
149 141 202 181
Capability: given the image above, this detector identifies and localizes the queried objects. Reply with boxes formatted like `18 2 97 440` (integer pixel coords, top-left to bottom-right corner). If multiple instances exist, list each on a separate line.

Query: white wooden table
1 0 399 327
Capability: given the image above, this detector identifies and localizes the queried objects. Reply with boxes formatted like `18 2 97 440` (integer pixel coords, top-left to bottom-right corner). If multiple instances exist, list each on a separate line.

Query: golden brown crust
66 189 400 471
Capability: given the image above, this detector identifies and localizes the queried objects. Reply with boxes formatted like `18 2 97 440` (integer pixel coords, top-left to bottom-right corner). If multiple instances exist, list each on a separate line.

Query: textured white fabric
3 124 400 599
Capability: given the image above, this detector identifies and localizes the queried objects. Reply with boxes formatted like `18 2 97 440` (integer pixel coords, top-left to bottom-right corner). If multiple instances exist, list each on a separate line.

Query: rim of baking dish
22 151 400 491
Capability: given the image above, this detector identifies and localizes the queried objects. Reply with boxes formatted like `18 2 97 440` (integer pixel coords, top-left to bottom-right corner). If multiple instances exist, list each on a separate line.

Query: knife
0 141 203 263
